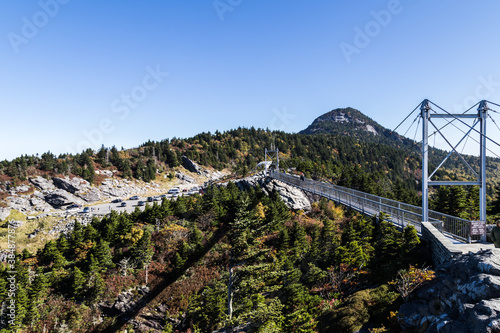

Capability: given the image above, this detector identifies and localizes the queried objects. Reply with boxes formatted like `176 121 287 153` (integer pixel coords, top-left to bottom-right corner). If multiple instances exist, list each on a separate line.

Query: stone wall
421 222 464 265
422 221 495 265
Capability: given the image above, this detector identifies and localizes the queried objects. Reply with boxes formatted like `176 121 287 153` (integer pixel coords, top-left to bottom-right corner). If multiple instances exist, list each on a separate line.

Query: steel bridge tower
421 100 488 237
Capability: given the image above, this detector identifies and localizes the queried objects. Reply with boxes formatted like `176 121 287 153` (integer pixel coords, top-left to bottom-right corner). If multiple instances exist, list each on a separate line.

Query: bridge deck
269 171 487 245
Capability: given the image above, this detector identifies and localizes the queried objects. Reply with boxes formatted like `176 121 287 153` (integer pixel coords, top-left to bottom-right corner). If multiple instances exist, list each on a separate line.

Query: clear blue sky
2 0 500 160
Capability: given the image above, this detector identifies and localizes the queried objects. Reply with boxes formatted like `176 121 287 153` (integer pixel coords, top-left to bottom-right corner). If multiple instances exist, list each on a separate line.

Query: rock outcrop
398 249 500 332
230 173 311 211
29 176 56 191
176 171 195 183
182 156 203 174
44 189 85 208
52 176 90 194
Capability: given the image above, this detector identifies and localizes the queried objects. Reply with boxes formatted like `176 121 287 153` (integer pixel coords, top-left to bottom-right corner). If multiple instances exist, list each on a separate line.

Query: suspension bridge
264 99 500 247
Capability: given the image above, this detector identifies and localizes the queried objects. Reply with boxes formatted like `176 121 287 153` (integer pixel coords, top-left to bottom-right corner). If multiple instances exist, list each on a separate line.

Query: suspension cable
391 102 422 134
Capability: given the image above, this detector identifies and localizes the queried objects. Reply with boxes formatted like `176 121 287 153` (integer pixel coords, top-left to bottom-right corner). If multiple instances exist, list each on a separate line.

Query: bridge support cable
421 100 430 224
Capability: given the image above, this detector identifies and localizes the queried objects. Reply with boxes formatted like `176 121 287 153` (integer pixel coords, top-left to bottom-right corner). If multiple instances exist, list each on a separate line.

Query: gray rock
76 188 101 203
182 156 202 174
44 189 84 208
398 249 500 332
0 207 11 221
176 171 195 183
12 185 30 193
230 174 311 211
95 169 114 177
29 176 55 191
52 176 90 194
7 196 31 212
30 197 52 212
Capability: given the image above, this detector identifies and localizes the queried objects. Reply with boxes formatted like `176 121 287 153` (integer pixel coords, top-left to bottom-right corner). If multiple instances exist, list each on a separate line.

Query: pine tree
291 220 308 256
52 250 67 270
56 236 70 257
27 268 48 325
88 272 105 304
403 225 420 254
131 229 154 269
321 218 337 252
490 183 500 216
41 240 59 264
93 239 114 270
72 267 86 300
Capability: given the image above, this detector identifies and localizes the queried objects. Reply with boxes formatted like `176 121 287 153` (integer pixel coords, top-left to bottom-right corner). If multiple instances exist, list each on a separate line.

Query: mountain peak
300 107 383 137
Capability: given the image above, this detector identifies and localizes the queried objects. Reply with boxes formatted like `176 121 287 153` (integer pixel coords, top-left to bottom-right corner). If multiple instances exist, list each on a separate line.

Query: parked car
120 202 127 207
67 204 82 210
168 188 180 197
111 198 123 203
129 195 139 200
188 187 199 195
147 196 154 202
83 207 90 213
137 201 145 206
154 196 162 201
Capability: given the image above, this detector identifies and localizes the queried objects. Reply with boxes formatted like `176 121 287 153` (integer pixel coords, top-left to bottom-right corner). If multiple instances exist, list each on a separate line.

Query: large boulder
182 156 202 174
29 196 52 212
231 173 311 211
176 171 195 183
52 177 90 194
76 188 101 203
29 176 55 191
6 196 31 213
44 189 84 208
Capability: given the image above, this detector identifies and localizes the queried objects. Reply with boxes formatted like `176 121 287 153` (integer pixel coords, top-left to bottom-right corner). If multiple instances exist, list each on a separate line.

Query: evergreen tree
92 239 114 270
131 229 154 269
71 267 86 300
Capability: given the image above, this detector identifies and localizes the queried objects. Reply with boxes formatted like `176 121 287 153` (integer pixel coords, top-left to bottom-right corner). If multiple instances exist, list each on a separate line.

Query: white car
188 187 199 195
168 188 180 197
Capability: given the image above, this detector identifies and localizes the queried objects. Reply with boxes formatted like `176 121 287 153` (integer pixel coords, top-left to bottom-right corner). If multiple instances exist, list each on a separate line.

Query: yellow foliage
254 202 267 220
161 224 189 242
120 227 144 246
325 201 344 221
390 265 435 301
74 240 94 261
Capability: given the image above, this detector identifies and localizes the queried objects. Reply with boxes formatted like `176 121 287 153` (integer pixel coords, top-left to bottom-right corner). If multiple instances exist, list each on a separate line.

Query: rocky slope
398 249 500 332
0 157 226 221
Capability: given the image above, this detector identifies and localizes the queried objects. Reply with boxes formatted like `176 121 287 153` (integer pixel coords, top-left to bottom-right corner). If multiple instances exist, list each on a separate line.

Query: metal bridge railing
270 171 476 243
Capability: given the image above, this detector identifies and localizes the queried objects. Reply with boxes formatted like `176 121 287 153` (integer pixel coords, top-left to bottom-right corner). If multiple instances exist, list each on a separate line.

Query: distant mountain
300 107 394 141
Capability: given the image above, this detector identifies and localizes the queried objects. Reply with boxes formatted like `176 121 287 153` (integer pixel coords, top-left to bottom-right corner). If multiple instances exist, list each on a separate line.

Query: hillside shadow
97 225 228 333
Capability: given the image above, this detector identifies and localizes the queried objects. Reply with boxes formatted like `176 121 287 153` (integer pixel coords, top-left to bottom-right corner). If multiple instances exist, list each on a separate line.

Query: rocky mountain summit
300 107 383 136
398 249 500 332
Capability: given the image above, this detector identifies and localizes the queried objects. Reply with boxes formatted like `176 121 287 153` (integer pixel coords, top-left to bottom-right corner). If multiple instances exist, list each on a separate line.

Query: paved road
69 190 201 216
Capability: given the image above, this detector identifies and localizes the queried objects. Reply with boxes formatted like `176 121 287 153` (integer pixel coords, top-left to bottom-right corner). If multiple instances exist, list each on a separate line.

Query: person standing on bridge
491 220 500 248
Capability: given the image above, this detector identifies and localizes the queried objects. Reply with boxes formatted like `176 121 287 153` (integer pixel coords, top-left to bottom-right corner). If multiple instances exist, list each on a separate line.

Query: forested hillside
0 182 429 332
3 122 500 219
2 108 500 332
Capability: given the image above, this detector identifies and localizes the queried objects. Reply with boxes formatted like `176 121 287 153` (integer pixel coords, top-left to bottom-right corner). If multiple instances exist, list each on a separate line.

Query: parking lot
73 187 203 215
